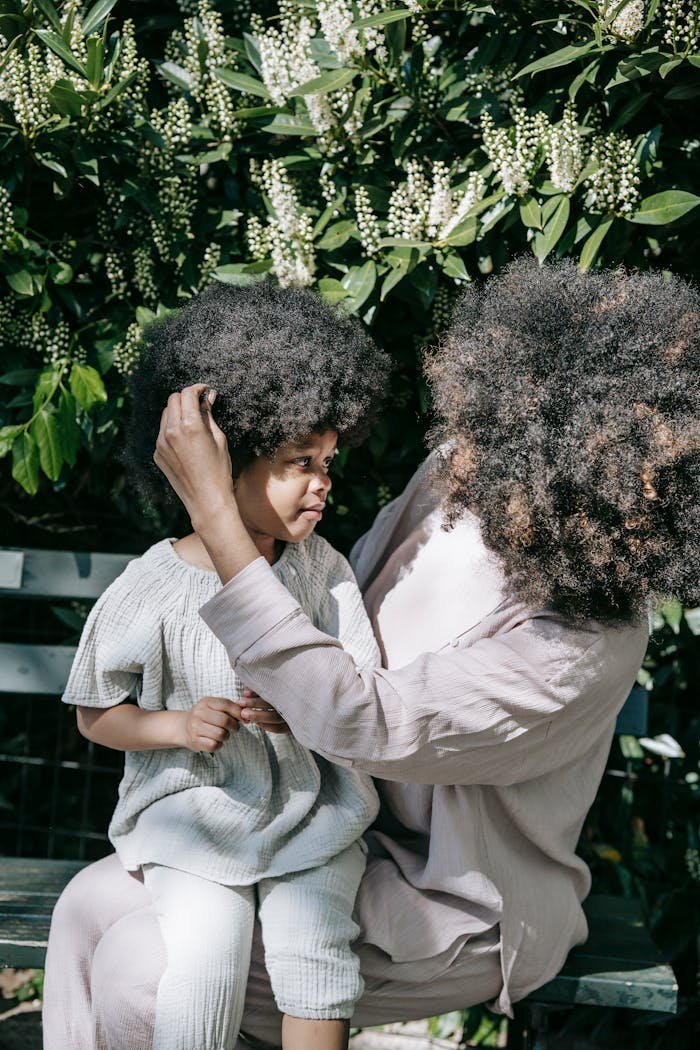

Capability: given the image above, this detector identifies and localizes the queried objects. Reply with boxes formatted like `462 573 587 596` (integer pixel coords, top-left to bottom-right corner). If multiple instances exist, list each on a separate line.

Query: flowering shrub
1 0 699 520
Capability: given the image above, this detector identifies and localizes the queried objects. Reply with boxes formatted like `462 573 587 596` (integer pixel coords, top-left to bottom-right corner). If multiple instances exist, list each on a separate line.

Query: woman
44 258 700 1049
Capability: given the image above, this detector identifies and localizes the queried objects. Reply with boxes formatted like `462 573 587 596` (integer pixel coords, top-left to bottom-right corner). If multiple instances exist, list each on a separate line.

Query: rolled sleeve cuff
199 556 301 662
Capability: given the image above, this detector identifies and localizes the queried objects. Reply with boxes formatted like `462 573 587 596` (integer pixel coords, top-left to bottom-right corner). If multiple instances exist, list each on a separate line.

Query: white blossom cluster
686 846 700 882
114 20 151 110
151 172 197 261
0 186 15 249
662 0 700 51
1 15 149 137
463 62 524 108
481 108 549 196
388 160 486 241
132 243 159 305
253 7 338 136
2 42 53 135
354 187 381 257
112 322 144 377
438 172 487 239
599 1 645 40
150 97 193 151
546 103 584 193
585 132 640 215
29 312 72 366
318 0 387 64
198 241 222 290
104 250 129 297
173 1 236 135
248 159 315 287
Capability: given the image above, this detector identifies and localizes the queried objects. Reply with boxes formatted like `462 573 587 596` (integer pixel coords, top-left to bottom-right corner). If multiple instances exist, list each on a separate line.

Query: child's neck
173 531 281 571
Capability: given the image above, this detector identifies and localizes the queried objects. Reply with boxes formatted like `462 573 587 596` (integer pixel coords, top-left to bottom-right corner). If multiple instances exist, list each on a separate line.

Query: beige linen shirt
200 454 648 1014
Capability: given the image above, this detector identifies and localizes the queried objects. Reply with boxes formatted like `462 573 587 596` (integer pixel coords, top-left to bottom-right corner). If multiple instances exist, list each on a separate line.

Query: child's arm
76 695 242 753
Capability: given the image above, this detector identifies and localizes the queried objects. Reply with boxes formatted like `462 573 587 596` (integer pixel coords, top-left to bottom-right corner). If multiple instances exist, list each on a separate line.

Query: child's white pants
143 840 366 1050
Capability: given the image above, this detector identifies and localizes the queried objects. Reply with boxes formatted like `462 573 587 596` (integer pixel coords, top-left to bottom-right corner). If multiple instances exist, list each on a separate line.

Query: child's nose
311 471 332 495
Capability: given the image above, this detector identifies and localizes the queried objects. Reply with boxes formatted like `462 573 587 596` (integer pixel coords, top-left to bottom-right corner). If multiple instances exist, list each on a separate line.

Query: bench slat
529 894 677 1013
0 858 86 968
0 548 134 600
0 643 76 695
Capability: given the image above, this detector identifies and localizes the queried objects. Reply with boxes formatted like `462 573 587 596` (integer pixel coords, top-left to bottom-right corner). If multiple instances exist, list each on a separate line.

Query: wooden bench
0 546 679 1043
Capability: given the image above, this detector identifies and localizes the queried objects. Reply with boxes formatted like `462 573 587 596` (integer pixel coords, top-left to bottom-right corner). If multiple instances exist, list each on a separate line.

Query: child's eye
293 456 312 468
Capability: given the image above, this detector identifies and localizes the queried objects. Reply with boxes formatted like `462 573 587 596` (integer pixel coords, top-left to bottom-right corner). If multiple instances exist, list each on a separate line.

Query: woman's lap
43 853 503 1050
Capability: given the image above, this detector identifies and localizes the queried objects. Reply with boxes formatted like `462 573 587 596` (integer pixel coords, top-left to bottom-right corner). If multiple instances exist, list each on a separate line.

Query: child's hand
239 689 292 735
183 696 242 753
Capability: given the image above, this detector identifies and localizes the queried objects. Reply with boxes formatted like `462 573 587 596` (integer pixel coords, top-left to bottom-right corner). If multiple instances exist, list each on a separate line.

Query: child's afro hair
425 256 700 625
124 281 390 505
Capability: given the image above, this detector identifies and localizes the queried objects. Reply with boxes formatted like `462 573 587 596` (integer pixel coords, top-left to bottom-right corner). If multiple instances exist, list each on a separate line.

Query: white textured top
62 535 380 885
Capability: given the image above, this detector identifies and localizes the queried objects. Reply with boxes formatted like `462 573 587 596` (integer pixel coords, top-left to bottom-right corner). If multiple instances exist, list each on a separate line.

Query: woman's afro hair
124 281 390 505
426 256 700 625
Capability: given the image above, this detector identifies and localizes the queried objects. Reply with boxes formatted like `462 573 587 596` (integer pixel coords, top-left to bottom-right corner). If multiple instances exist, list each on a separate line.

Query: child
62 282 390 1050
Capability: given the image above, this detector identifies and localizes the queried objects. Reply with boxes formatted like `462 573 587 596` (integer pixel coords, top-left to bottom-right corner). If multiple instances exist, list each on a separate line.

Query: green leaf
48 80 85 116
33 365 61 411
441 252 470 282
288 68 357 97
86 36 105 88
158 61 193 92
316 221 357 250
442 217 478 247
34 28 88 79
516 42 596 80
57 390 80 466
380 266 406 300
341 261 377 311
98 71 138 108
33 0 62 32
213 264 268 286
214 67 270 99
352 10 410 30
579 215 614 271
0 369 38 386
519 195 542 230
12 432 39 495
69 363 107 410
31 408 63 481
0 425 22 459
5 270 35 296
629 190 700 226
261 114 317 136
666 80 700 100
317 277 350 304
535 196 570 261
81 0 119 37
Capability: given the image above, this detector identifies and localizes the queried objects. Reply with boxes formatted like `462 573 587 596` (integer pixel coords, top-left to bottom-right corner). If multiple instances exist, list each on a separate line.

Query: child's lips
300 505 324 521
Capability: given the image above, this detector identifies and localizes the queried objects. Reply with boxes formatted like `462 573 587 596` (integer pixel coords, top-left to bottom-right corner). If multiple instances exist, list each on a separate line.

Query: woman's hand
183 696 242 753
153 384 235 527
239 689 292 735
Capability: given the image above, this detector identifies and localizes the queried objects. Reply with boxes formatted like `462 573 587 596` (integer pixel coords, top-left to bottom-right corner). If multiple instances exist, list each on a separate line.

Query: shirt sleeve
62 563 160 709
200 559 648 786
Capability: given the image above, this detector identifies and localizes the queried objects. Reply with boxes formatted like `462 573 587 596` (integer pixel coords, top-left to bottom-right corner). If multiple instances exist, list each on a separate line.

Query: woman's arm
77 696 242 753
153 384 648 787
201 561 648 786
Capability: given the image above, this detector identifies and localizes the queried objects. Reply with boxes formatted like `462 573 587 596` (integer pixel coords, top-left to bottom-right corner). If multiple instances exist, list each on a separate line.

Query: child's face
234 429 338 545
